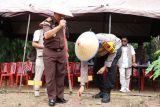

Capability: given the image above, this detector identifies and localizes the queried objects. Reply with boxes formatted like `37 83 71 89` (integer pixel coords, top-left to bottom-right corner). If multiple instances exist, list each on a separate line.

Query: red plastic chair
74 62 81 77
115 65 120 90
130 68 140 90
141 69 157 91
130 67 155 91
0 62 16 87
26 61 34 79
86 65 93 88
15 61 32 88
0 63 1 76
28 62 35 80
41 70 46 87
66 62 75 87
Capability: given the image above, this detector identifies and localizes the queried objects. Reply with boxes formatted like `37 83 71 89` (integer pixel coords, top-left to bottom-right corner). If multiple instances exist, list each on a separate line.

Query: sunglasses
122 40 127 42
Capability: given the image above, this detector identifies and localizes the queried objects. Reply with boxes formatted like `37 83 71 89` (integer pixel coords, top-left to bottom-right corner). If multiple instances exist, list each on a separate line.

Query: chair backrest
1 63 8 73
25 61 33 72
16 61 33 74
16 62 23 74
69 62 75 73
31 62 35 74
88 65 93 74
132 68 139 77
144 69 154 77
9 62 16 74
74 62 81 73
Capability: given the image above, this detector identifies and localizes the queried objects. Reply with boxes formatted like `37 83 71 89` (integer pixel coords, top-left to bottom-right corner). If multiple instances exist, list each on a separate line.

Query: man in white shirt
32 29 44 96
118 37 137 92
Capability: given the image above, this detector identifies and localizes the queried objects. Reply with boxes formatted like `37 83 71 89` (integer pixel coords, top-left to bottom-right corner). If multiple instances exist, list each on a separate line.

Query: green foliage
148 36 160 61
0 37 77 62
0 37 31 62
146 56 160 80
154 49 160 59
145 36 160 80
68 41 79 62
0 37 11 62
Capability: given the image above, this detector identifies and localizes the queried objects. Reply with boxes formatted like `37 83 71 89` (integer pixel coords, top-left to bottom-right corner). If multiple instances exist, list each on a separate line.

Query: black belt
52 48 63 52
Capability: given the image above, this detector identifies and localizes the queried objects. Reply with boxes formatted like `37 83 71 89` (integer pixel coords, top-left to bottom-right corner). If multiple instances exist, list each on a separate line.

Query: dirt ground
0 87 160 107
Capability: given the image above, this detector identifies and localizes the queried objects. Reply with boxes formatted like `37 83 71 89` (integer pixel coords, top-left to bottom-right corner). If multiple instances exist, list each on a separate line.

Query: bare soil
0 87 160 107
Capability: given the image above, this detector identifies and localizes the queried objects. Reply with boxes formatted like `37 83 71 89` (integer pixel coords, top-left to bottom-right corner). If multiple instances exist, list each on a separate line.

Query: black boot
92 91 105 99
56 97 67 103
48 99 56 106
101 91 111 103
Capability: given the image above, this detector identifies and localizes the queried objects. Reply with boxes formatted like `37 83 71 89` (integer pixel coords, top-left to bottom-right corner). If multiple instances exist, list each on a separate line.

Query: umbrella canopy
65 0 160 19
0 0 73 91
31 0 73 17
75 31 99 61
0 0 30 13
0 0 73 17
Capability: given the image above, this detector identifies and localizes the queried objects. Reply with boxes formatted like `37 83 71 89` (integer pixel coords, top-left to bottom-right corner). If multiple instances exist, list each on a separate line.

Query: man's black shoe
48 99 56 106
56 97 67 103
101 93 110 103
92 92 104 99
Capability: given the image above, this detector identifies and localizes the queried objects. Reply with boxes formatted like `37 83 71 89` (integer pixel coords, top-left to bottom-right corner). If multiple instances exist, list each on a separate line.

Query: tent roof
66 0 160 19
0 0 160 42
1 0 160 19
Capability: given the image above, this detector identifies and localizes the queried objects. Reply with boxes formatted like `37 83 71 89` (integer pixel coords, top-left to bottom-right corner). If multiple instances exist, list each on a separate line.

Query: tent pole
19 14 31 92
109 13 111 34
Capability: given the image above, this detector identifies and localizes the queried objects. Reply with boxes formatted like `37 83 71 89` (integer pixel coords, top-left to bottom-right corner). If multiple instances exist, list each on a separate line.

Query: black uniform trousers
93 48 122 92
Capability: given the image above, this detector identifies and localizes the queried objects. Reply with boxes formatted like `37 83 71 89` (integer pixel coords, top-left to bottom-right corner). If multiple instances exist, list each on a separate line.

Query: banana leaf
145 56 160 80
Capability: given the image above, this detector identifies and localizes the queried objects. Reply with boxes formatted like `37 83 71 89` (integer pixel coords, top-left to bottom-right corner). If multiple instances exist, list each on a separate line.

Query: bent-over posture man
77 33 122 103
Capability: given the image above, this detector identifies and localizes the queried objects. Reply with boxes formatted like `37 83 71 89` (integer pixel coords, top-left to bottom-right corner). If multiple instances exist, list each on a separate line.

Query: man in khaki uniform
42 14 67 106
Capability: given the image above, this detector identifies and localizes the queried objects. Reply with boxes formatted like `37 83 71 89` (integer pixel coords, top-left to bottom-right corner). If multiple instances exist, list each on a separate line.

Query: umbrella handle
63 29 73 94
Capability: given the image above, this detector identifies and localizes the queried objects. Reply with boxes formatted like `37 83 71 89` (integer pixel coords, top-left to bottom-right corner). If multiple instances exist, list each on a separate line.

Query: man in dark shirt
42 13 67 106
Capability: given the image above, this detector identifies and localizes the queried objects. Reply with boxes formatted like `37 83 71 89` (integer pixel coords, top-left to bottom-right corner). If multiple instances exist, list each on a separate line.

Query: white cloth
119 44 135 91
34 57 44 90
33 29 44 91
121 45 135 68
33 29 44 57
119 67 132 91
33 29 43 41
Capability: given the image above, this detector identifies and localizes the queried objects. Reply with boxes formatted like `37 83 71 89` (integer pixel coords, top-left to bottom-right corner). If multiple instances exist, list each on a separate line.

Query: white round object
75 31 99 61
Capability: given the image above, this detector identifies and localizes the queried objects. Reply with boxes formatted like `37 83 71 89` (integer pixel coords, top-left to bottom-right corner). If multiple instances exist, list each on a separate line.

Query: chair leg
26 75 29 89
71 75 74 88
152 80 157 91
129 77 132 90
140 76 145 91
116 76 119 90
86 82 90 88
4 76 8 86
0 76 3 87
16 75 19 87
10 75 14 87
42 74 46 87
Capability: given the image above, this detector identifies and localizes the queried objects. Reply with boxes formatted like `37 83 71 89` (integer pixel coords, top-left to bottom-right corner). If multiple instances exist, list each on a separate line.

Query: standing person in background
42 12 68 106
32 29 44 97
118 37 137 93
